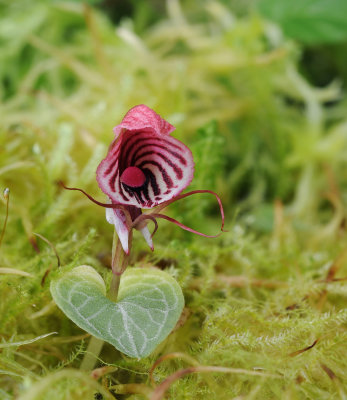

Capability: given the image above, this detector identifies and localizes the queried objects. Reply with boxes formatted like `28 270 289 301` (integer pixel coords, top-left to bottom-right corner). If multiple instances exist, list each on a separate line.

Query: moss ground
0 1 346 399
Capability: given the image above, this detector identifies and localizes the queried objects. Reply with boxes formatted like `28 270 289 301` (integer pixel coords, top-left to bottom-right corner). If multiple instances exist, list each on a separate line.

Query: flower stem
79 228 122 370
108 229 132 301
79 336 104 371
109 229 122 301
109 274 121 302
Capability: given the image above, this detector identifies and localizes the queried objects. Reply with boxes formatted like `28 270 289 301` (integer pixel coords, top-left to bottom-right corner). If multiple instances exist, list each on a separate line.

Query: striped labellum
96 105 195 253
96 105 194 209
61 105 225 256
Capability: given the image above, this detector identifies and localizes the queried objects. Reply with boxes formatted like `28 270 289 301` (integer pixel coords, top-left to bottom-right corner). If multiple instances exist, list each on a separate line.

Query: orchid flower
62 105 225 264
96 104 195 254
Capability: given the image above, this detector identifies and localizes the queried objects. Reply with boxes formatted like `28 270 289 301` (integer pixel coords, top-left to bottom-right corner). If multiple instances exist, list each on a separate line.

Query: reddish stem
150 366 280 400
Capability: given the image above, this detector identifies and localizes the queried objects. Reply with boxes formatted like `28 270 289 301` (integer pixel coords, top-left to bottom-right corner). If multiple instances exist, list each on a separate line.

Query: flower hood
96 105 194 209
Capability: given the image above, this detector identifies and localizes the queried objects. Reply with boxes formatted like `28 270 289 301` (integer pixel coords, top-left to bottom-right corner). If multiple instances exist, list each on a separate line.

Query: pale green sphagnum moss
0 1 346 399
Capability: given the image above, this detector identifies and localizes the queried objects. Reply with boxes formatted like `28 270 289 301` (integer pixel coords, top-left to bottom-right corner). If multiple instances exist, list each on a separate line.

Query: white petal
105 208 129 254
140 225 154 251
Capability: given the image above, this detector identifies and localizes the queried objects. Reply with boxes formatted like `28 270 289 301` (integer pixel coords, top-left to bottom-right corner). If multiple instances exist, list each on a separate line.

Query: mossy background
1 0 347 399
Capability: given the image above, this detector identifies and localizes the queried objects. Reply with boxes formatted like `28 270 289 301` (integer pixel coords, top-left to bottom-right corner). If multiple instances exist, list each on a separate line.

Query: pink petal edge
113 105 175 138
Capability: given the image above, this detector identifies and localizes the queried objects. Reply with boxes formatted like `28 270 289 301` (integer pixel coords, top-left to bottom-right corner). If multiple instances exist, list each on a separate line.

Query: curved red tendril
152 190 227 233
149 213 222 238
58 181 133 228
59 182 226 240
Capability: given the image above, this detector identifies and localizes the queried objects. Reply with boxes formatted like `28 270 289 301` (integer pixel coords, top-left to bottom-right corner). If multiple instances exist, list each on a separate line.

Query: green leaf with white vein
50 266 184 358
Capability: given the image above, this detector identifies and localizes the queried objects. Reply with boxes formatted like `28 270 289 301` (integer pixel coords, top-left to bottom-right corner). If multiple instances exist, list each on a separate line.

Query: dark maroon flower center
120 166 146 188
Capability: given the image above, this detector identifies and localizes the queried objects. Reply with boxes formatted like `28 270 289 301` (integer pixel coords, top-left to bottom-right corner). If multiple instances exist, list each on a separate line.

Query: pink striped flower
96 105 195 253
62 105 225 258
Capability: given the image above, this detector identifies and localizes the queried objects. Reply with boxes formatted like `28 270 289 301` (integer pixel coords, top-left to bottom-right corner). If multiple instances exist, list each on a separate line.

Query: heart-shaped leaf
50 266 184 358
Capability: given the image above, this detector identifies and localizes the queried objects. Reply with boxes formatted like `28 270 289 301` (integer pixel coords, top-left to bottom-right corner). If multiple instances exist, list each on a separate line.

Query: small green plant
50 265 184 358
52 105 225 362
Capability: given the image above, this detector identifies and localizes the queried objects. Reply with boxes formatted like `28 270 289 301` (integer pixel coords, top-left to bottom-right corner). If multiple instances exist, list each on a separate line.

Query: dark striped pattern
97 131 194 209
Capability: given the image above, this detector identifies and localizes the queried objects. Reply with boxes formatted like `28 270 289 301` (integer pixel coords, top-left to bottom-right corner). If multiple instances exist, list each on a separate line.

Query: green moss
0 1 347 399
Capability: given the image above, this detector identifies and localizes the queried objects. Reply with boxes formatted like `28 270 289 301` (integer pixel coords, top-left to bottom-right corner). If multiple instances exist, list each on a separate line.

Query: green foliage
17 369 114 400
0 0 347 399
258 0 347 44
51 266 184 358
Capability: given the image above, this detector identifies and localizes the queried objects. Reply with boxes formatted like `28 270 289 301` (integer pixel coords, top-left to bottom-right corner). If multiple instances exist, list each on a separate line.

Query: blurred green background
1 1 347 399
